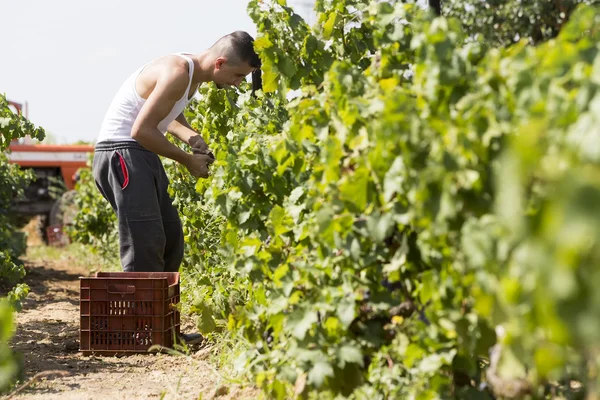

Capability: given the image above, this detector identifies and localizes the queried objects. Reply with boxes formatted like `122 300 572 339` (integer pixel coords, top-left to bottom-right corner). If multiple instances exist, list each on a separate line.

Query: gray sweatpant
92 140 184 273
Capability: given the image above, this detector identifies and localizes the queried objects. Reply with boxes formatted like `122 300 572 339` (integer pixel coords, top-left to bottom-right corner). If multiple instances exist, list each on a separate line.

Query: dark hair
213 31 261 68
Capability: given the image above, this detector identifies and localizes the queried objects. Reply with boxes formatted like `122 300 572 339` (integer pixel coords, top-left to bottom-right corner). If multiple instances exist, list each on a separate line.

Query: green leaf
339 166 370 211
535 344 565 378
419 270 435 304
195 302 217 334
280 55 298 78
308 361 334 387
384 157 404 203
287 309 318 340
269 205 294 236
338 344 364 367
289 187 305 203
337 300 355 328
261 57 279 93
0 298 16 391
0 299 13 342
366 212 395 243
322 12 338 40
254 34 274 51
304 35 318 56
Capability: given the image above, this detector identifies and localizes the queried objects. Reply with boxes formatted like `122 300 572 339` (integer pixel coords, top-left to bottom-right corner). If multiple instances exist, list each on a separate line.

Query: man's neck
189 52 214 85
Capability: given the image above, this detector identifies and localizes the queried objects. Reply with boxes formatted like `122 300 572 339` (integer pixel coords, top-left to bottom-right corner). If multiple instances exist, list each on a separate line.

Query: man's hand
189 135 209 153
183 153 214 178
189 135 215 160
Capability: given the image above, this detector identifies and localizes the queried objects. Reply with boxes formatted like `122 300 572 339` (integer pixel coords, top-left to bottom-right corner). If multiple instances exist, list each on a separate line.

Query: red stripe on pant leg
116 152 129 189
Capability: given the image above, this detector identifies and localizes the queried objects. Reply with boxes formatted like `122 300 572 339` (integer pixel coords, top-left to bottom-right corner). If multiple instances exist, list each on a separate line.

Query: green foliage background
0 93 45 391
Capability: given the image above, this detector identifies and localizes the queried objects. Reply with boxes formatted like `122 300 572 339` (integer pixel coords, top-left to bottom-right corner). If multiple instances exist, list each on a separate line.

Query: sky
0 0 313 144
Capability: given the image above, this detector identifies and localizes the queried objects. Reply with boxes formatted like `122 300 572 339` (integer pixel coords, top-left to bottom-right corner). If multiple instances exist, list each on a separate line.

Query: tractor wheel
49 190 78 227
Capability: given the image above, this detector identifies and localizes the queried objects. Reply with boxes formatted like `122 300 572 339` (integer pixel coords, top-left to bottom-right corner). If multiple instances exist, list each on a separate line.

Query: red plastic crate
79 272 181 356
46 224 69 247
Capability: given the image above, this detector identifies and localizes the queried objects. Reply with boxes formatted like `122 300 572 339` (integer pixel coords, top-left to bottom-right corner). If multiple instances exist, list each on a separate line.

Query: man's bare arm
167 113 208 151
131 65 212 177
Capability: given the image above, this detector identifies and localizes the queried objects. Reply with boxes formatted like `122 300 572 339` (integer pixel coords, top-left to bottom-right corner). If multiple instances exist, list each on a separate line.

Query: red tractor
8 141 94 244
6 100 94 243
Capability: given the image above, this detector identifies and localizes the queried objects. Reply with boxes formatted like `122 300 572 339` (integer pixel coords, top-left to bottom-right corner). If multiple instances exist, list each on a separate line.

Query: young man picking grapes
92 31 260 344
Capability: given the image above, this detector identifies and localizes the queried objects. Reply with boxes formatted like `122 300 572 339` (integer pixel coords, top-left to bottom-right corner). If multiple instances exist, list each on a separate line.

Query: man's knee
119 219 166 272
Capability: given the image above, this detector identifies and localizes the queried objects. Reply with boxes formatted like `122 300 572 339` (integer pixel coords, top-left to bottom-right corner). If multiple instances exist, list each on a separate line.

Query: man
92 31 260 344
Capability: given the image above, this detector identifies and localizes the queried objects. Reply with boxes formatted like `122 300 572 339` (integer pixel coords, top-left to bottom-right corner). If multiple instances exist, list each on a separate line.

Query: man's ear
215 57 226 70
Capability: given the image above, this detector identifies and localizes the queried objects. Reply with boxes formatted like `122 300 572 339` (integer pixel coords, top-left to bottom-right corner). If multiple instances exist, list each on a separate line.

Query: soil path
6 249 258 400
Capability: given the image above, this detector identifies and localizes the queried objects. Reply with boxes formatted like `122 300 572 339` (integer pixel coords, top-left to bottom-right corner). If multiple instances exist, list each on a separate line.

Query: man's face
214 57 255 89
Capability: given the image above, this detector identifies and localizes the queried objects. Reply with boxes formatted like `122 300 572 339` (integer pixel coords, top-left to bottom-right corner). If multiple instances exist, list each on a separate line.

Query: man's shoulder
134 54 191 100
156 54 190 78
152 55 191 90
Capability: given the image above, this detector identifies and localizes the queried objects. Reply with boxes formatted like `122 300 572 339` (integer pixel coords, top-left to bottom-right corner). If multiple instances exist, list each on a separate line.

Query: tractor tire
49 190 78 227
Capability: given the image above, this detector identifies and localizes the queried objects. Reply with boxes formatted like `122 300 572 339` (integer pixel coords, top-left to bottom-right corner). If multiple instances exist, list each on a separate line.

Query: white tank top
96 53 195 143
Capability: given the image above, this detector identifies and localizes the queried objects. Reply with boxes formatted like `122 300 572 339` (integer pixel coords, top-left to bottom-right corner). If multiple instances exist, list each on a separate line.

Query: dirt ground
5 241 260 400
